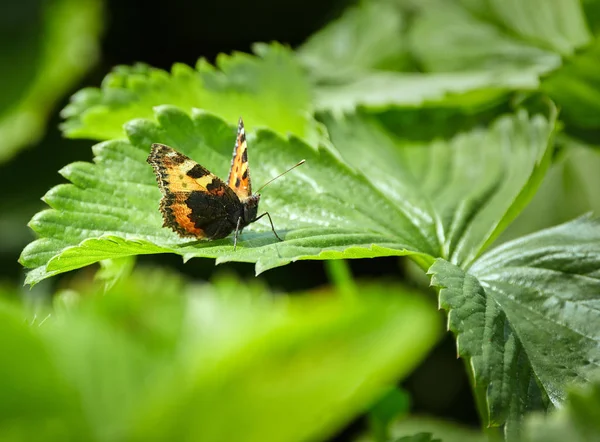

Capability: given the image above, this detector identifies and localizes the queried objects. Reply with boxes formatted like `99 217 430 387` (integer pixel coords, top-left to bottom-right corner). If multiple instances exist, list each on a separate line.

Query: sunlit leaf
409 0 590 73
407 0 600 138
21 107 554 283
430 215 600 437
61 43 319 144
0 270 441 442
298 1 411 77
324 108 556 267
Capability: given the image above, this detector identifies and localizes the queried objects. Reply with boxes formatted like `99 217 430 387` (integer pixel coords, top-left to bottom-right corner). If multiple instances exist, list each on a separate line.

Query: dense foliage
2 0 600 441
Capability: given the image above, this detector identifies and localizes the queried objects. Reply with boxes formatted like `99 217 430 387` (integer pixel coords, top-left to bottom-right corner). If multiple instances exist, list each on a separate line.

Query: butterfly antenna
256 160 306 193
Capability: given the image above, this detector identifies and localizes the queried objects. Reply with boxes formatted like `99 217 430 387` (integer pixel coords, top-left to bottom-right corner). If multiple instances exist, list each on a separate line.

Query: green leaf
40 269 189 442
524 377 600 442
0 0 103 162
297 0 539 115
20 106 556 284
297 1 412 77
21 108 427 284
313 70 539 114
0 300 89 441
61 43 319 144
458 0 591 55
409 0 590 73
323 108 556 268
406 0 600 138
1 268 440 441
429 215 600 437
127 280 440 442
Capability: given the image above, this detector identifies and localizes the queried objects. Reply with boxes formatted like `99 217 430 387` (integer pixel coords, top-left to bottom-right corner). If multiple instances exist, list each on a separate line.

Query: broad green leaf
20 107 555 284
41 269 189 442
61 43 318 144
407 0 600 138
408 1 561 74
457 0 591 55
298 1 539 114
127 280 440 442
409 0 590 73
0 300 89 441
313 71 539 114
524 378 600 442
1 268 440 441
0 0 102 162
429 215 600 437
21 107 437 284
297 1 412 77
323 109 556 268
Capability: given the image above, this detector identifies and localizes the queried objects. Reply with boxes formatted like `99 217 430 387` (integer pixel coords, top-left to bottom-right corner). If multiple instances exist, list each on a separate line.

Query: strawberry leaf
21 106 556 284
409 0 590 73
61 43 319 144
429 215 600 437
297 1 412 76
0 270 440 441
408 0 600 138
324 108 556 267
297 0 540 114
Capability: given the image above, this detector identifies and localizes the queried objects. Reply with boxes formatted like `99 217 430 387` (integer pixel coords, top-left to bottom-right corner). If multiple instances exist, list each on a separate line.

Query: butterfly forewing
147 143 242 239
227 118 253 199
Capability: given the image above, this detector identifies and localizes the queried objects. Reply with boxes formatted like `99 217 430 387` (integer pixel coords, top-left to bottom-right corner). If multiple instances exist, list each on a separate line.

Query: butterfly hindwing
147 143 243 239
227 118 252 199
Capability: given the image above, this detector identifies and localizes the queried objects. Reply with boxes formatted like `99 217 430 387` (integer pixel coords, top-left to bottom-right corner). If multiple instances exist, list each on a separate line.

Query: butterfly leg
233 216 242 251
254 212 283 242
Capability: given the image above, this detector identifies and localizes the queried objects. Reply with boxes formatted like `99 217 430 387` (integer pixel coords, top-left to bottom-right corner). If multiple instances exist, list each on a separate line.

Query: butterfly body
147 118 280 249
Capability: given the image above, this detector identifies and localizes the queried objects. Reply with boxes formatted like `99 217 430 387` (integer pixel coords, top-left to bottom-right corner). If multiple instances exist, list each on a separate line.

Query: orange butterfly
147 118 304 250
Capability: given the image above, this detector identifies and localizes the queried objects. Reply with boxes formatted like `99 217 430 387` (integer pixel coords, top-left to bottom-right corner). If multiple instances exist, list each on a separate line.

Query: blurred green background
2 0 600 440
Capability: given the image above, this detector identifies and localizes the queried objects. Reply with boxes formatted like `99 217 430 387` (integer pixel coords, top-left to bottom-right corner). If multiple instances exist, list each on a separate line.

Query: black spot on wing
241 149 248 163
235 177 241 187
206 180 226 192
170 153 186 164
242 169 248 179
187 164 211 178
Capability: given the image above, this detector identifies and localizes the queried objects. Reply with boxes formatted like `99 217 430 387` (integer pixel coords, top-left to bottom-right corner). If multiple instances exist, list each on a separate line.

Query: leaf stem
325 260 357 300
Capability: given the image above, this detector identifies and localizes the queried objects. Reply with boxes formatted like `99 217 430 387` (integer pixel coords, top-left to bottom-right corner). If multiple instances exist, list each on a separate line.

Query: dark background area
1 0 479 436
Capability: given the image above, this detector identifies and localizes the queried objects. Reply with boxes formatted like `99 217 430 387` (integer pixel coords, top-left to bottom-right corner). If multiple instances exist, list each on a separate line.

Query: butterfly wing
227 118 253 199
147 144 242 239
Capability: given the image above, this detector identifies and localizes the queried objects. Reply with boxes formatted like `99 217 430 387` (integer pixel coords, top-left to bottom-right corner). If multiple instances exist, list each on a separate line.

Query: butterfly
147 118 304 250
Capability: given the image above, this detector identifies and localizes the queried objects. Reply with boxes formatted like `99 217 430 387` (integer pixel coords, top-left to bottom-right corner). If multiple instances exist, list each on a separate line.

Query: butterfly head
242 194 261 223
